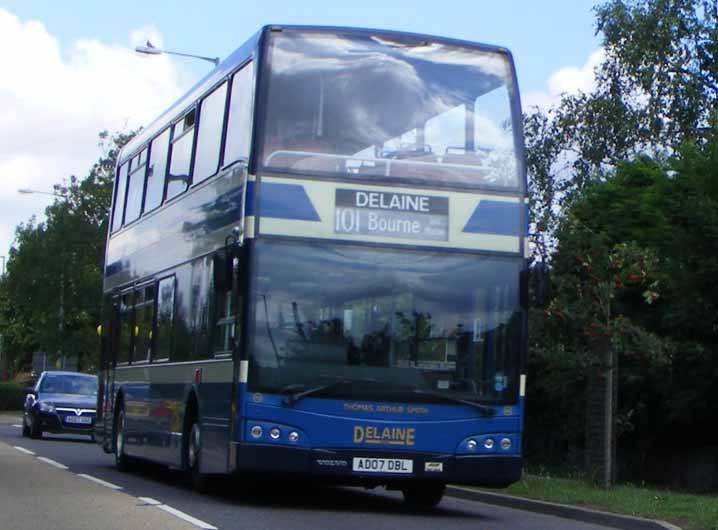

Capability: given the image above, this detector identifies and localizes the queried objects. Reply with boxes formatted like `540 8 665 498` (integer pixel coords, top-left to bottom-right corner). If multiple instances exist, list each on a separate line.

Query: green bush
0 381 25 411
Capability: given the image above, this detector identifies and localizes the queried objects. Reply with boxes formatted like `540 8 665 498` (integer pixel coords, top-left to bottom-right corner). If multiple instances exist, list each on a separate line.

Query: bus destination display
334 189 448 241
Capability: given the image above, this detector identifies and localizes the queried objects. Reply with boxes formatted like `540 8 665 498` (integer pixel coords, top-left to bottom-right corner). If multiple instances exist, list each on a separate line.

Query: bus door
200 248 243 474
97 294 119 452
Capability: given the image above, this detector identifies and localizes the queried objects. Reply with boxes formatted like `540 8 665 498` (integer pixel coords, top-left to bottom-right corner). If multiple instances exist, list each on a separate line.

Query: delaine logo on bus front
353 425 416 446
335 189 448 242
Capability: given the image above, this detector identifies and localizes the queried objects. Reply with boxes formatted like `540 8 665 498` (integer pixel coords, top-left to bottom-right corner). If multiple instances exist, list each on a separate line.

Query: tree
596 0 718 145
542 209 662 487
526 0 718 261
0 131 134 374
523 2 718 487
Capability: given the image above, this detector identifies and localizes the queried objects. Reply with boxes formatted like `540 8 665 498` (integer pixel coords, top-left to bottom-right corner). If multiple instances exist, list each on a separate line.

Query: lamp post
17 188 64 198
135 40 219 66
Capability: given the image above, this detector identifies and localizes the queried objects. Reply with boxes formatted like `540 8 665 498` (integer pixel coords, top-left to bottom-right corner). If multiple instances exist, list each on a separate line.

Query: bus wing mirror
213 249 233 292
532 262 551 306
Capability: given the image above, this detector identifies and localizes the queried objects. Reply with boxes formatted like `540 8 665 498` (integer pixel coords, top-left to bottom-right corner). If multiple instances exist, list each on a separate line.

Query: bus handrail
264 149 493 176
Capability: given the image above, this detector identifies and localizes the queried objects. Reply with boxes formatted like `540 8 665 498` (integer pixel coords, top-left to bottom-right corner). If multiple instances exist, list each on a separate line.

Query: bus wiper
280 376 379 406
412 389 496 417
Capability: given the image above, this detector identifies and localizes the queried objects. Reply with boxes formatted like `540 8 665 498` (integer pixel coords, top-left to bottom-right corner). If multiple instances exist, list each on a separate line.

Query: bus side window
193 82 228 183
117 292 134 365
153 277 175 363
145 129 170 213
134 284 155 363
111 162 129 232
190 257 213 360
125 148 147 224
167 109 196 201
223 62 253 166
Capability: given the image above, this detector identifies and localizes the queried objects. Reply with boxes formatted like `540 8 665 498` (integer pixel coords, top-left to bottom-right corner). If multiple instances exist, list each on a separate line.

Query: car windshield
40 374 97 395
250 240 524 404
262 30 520 189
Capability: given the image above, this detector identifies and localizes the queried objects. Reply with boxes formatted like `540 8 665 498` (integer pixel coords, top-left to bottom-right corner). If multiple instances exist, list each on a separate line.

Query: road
0 419 614 530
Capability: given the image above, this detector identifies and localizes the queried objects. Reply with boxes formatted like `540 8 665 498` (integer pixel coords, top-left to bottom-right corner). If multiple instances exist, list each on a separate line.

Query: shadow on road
111 459 485 520
36 435 95 444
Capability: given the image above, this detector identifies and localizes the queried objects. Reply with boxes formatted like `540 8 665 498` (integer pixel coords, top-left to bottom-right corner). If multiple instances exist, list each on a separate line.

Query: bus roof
118 25 512 165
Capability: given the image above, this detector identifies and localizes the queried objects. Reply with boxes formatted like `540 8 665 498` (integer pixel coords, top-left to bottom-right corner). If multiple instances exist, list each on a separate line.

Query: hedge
0 381 25 411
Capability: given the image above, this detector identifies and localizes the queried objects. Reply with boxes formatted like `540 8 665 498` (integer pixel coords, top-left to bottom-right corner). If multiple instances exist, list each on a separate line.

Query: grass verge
499 473 717 530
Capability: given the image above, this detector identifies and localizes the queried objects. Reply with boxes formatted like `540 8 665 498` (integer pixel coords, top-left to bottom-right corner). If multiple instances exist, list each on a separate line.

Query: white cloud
0 9 190 262
523 48 605 112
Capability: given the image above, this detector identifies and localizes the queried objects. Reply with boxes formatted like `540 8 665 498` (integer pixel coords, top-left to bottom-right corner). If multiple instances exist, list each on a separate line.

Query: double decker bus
96 25 528 508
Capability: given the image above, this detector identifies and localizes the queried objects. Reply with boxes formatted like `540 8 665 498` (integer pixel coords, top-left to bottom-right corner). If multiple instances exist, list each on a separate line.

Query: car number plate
352 457 413 474
64 416 91 424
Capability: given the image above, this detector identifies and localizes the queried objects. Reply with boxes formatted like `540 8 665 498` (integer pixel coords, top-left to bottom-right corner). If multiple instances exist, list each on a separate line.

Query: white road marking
77 473 123 490
36 456 68 470
158 505 218 530
13 446 35 455
12 424 22 428
138 497 162 506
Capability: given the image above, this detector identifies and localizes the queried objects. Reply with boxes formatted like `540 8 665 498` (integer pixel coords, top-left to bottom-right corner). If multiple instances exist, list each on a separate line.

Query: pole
58 268 64 370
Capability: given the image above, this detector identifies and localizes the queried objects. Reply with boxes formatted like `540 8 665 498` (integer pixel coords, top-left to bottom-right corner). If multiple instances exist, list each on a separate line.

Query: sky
0 0 603 265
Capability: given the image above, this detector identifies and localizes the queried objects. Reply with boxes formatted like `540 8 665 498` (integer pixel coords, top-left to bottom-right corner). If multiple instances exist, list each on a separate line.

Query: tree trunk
585 341 616 488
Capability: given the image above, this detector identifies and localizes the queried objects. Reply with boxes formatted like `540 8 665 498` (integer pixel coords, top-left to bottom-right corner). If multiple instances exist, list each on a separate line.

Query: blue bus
96 25 528 508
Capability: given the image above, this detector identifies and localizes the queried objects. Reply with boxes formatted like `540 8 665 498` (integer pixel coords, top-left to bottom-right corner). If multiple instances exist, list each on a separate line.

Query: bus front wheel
114 403 134 471
402 483 446 509
186 418 209 493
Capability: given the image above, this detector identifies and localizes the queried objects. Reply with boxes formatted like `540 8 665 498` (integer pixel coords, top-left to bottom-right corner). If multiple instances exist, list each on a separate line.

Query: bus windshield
250 241 523 404
262 30 520 189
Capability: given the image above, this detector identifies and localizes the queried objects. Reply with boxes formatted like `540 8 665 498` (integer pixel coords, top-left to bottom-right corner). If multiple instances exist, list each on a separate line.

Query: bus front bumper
233 443 521 488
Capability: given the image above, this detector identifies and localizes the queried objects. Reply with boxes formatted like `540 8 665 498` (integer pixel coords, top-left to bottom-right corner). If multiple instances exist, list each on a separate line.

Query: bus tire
402 482 445 509
185 413 209 493
114 402 134 472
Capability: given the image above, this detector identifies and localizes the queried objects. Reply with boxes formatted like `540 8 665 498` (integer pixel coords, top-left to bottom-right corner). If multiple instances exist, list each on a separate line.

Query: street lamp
18 188 63 198
17 188 69 370
135 40 220 66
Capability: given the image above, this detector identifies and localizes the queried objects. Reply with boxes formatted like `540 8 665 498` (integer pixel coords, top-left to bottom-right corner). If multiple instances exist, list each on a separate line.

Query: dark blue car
22 371 98 439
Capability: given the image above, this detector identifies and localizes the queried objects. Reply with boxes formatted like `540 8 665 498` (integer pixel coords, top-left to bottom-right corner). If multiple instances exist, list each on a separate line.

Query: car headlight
39 402 56 413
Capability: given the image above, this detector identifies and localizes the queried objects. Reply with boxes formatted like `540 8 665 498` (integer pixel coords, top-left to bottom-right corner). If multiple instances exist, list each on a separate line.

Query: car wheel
114 404 133 471
402 482 445 509
29 413 42 439
186 418 209 493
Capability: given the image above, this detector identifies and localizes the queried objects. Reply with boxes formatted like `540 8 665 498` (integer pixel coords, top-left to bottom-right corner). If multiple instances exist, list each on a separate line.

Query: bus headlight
250 425 263 439
269 427 281 440
288 431 299 443
484 438 494 450
467 439 478 451
500 438 512 450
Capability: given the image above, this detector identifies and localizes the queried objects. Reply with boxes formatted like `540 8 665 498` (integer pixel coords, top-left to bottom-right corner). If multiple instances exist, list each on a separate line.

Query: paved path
0 440 198 530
